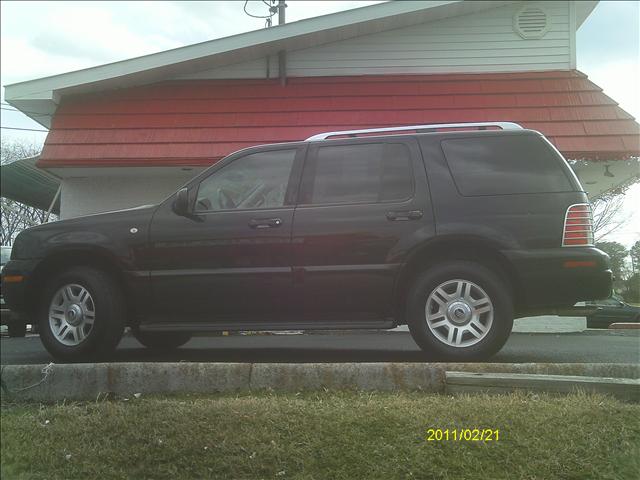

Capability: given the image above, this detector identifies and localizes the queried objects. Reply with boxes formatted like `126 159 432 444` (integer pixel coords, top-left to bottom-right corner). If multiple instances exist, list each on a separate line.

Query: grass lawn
2 391 639 480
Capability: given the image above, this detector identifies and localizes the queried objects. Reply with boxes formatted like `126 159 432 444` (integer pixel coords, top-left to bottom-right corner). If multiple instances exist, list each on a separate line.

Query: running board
139 319 396 333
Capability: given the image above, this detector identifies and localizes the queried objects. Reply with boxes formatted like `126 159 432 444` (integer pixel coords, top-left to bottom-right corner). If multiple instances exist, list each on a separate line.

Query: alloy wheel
425 278 493 347
48 283 96 346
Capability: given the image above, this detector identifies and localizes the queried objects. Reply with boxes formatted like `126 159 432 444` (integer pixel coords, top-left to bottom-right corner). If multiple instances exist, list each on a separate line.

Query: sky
0 0 638 245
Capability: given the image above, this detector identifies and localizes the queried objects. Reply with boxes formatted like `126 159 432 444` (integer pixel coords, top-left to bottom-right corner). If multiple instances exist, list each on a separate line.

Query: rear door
291 137 434 323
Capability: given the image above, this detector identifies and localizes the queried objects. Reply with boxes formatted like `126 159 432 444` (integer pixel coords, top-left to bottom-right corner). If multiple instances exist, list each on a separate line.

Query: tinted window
195 149 295 211
306 143 412 205
441 135 573 196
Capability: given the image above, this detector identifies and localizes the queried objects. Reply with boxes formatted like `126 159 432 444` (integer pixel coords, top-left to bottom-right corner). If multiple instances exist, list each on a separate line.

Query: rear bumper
1 259 39 314
504 247 612 310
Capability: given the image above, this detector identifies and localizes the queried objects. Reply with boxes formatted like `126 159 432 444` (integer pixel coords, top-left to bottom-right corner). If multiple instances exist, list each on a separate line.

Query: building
3 0 639 218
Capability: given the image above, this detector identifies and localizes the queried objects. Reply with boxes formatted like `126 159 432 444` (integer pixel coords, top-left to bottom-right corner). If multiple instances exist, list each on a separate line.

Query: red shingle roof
39 70 639 168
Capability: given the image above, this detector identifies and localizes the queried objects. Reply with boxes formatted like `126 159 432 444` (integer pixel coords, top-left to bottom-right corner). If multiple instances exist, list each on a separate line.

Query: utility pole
278 0 286 25
277 0 287 85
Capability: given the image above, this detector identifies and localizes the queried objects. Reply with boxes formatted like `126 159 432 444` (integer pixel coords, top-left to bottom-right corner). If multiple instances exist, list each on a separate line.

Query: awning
0 156 61 214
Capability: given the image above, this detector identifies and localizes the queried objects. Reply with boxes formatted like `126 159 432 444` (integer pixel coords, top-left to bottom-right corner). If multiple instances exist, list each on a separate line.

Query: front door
291 138 434 322
146 145 305 325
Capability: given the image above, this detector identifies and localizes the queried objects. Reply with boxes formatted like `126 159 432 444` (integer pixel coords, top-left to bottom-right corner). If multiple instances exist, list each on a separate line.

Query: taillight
562 203 594 247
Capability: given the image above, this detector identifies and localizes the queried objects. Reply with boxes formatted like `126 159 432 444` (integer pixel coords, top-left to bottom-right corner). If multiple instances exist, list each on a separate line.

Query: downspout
277 0 287 86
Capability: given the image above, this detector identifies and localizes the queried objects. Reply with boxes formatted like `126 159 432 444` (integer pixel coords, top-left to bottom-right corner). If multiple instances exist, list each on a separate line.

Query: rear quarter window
440 134 573 196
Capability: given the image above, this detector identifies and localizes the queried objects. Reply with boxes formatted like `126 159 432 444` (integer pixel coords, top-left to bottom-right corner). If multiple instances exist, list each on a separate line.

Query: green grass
2 391 639 480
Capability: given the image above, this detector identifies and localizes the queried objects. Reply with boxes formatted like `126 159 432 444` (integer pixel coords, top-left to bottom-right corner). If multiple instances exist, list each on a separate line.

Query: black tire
7 319 27 337
38 266 126 362
406 261 514 361
131 329 192 350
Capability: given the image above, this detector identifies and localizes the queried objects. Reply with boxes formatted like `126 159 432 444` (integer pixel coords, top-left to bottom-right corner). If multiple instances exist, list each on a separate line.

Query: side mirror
172 188 190 216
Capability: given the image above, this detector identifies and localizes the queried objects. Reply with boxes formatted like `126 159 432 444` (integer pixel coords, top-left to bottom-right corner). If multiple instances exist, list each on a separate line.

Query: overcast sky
0 0 638 246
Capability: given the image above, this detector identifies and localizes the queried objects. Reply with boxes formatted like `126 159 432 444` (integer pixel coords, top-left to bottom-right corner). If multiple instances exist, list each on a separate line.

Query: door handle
386 210 423 221
248 217 282 229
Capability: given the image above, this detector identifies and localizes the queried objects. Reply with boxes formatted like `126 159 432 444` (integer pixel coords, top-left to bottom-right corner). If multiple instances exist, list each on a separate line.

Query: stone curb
1 362 639 403
445 372 640 402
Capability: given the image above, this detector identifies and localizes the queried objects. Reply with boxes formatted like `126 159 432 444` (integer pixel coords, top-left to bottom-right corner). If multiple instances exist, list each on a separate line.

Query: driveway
1 330 639 365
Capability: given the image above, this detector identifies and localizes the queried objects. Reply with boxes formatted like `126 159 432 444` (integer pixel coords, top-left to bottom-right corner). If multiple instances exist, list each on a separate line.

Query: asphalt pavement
1 330 639 365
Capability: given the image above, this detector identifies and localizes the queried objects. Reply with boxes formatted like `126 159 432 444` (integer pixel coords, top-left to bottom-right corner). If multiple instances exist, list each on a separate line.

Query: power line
1 106 51 117
0 107 49 117
0 126 48 132
244 0 277 27
243 0 274 18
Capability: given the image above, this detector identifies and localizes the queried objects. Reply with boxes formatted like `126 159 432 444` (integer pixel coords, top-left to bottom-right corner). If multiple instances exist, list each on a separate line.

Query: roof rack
305 122 523 141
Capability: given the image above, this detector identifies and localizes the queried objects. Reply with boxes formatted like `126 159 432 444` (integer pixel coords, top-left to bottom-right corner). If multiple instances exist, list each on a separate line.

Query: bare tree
0 139 51 245
591 193 626 242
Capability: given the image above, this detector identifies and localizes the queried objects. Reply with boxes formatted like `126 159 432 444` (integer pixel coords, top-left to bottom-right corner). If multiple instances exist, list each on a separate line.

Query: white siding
176 1 570 80
60 173 195 219
289 0 570 75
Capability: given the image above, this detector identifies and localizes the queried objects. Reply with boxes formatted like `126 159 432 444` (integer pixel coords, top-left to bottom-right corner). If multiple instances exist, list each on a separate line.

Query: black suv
2 122 611 361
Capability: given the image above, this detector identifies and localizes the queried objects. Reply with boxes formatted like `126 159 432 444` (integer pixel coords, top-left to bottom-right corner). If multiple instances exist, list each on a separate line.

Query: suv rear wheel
406 261 513 360
38 266 125 362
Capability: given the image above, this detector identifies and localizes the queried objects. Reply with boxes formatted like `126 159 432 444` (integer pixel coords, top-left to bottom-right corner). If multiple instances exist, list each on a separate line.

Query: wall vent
513 6 550 39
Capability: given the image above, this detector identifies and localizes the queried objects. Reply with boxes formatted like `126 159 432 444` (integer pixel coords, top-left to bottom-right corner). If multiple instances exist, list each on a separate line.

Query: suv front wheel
38 266 126 362
407 261 513 360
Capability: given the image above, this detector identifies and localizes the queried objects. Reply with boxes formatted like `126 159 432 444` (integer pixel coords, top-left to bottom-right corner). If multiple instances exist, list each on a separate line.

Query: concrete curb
1 362 639 403
609 323 640 330
446 372 640 402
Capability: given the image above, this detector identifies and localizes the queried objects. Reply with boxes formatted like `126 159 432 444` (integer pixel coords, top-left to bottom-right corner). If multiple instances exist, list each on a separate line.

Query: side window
440 134 573 196
304 143 413 205
195 149 296 212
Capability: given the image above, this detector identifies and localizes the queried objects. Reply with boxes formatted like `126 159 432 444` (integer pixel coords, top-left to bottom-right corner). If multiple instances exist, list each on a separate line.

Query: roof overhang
570 158 640 200
576 1 599 28
5 0 525 127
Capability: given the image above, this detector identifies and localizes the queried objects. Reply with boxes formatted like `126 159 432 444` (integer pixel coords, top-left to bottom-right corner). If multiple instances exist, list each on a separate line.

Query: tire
131 329 192 350
38 266 126 362
7 319 27 337
406 261 514 361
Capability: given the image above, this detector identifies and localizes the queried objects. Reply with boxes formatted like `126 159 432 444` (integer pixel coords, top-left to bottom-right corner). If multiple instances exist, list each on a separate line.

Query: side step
139 319 396 333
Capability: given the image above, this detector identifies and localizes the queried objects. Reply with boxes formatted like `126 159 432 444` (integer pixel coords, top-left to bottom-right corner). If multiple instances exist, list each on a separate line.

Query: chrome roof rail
305 122 523 141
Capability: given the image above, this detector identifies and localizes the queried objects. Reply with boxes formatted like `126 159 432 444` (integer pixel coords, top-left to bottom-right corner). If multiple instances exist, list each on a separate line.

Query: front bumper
505 247 612 309
1 259 40 314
